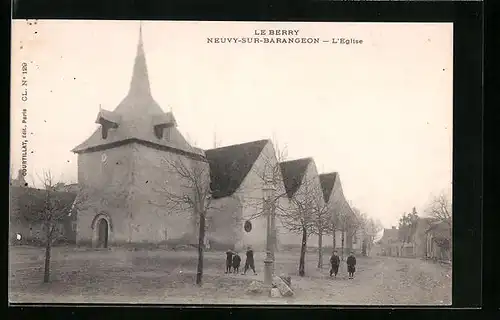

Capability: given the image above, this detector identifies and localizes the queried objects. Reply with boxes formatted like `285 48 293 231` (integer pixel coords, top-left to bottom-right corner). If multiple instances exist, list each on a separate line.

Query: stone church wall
75 142 209 247
129 143 207 245
206 196 242 250
76 144 135 246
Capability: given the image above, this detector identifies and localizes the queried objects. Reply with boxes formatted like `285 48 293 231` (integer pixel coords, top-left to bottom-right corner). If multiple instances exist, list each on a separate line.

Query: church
71 27 359 252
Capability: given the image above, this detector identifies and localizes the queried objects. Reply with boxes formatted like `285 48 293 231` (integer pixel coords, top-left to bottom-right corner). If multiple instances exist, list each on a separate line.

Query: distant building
379 227 401 257
425 220 452 261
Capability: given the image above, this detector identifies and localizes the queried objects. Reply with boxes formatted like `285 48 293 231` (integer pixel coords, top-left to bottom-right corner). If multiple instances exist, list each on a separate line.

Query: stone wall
76 144 134 245
75 142 208 247
206 196 243 250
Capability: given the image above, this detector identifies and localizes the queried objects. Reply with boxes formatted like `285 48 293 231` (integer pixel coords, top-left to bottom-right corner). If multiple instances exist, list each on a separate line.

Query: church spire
127 21 151 99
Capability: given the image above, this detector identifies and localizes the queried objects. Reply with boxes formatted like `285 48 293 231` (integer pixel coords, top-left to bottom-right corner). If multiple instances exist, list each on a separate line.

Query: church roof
205 139 269 199
72 25 203 158
319 172 338 203
279 158 313 198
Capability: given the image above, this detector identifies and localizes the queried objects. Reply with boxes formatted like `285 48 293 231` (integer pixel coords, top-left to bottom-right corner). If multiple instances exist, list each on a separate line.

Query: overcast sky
11 20 453 228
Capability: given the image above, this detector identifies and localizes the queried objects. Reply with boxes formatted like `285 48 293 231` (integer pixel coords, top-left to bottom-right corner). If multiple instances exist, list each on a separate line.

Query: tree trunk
43 237 51 283
196 212 205 286
341 230 345 261
317 232 323 269
299 227 307 277
332 226 336 250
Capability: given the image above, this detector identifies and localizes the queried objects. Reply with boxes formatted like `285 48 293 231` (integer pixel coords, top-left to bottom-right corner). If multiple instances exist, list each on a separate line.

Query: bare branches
426 192 452 226
19 170 89 245
364 217 383 236
152 156 213 217
279 172 320 235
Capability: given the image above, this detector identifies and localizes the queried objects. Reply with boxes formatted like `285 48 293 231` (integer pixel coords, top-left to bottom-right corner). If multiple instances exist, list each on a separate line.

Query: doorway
97 218 109 248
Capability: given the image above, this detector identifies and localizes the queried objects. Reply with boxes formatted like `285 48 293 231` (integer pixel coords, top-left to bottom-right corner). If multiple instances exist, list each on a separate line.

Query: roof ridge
205 139 270 152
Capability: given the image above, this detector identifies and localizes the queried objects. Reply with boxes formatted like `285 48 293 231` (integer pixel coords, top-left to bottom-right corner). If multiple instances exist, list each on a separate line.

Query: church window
244 220 252 233
154 126 163 139
154 125 171 140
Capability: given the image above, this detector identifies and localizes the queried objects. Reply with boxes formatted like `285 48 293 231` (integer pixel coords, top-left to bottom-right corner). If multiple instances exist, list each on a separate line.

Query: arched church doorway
97 219 109 248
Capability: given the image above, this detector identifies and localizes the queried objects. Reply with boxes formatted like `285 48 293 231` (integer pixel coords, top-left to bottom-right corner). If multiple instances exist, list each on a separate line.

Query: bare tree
346 207 367 253
153 156 214 286
336 201 352 260
20 170 88 283
279 175 319 277
363 217 383 256
426 193 452 226
398 208 419 253
425 192 452 254
310 195 332 269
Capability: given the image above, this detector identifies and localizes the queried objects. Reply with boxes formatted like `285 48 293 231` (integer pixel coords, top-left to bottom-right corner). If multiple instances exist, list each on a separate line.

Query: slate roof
318 172 338 203
72 27 203 157
205 139 269 199
279 158 313 198
10 186 77 224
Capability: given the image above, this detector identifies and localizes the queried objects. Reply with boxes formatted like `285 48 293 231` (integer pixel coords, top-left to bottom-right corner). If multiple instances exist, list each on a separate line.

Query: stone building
70 27 357 250
379 227 401 257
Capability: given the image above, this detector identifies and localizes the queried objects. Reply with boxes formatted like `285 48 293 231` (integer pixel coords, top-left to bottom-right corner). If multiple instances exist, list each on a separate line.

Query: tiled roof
319 172 338 203
205 139 269 199
279 158 313 198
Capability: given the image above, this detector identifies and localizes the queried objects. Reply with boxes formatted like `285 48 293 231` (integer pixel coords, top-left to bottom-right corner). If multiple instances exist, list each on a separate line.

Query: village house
412 217 434 258
424 220 452 261
379 227 401 257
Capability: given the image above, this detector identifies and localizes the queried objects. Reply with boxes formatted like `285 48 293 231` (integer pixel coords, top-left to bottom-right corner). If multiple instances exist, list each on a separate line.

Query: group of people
329 250 357 279
224 247 357 279
225 246 257 275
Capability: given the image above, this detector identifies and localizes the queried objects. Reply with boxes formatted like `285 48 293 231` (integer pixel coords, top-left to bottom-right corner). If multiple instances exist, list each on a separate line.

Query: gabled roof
10 186 77 224
205 139 269 199
319 172 338 203
279 158 313 198
381 228 399 242
72 26 202 158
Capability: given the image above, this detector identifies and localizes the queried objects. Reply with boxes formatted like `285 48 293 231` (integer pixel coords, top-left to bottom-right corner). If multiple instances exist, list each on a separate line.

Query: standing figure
346 251 357 279
329 250 340 278
242 246 257 275
225 249 234 274
232 252 241 273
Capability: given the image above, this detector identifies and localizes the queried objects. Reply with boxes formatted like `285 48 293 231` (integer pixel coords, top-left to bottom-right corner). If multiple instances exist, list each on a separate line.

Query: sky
11 20 453 229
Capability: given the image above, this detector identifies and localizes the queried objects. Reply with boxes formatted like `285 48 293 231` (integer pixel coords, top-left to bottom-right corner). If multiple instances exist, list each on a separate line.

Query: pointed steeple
128 21 151 98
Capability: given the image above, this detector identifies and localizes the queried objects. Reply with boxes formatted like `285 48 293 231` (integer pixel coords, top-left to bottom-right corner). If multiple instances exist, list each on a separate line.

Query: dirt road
9 246 451 305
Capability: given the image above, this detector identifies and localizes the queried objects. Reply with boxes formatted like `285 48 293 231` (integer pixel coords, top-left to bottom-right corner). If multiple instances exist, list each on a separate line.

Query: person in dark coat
329 250 340 278
225 249 234 274
346 251 357 279
242 246 257 275
232 252 241 273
